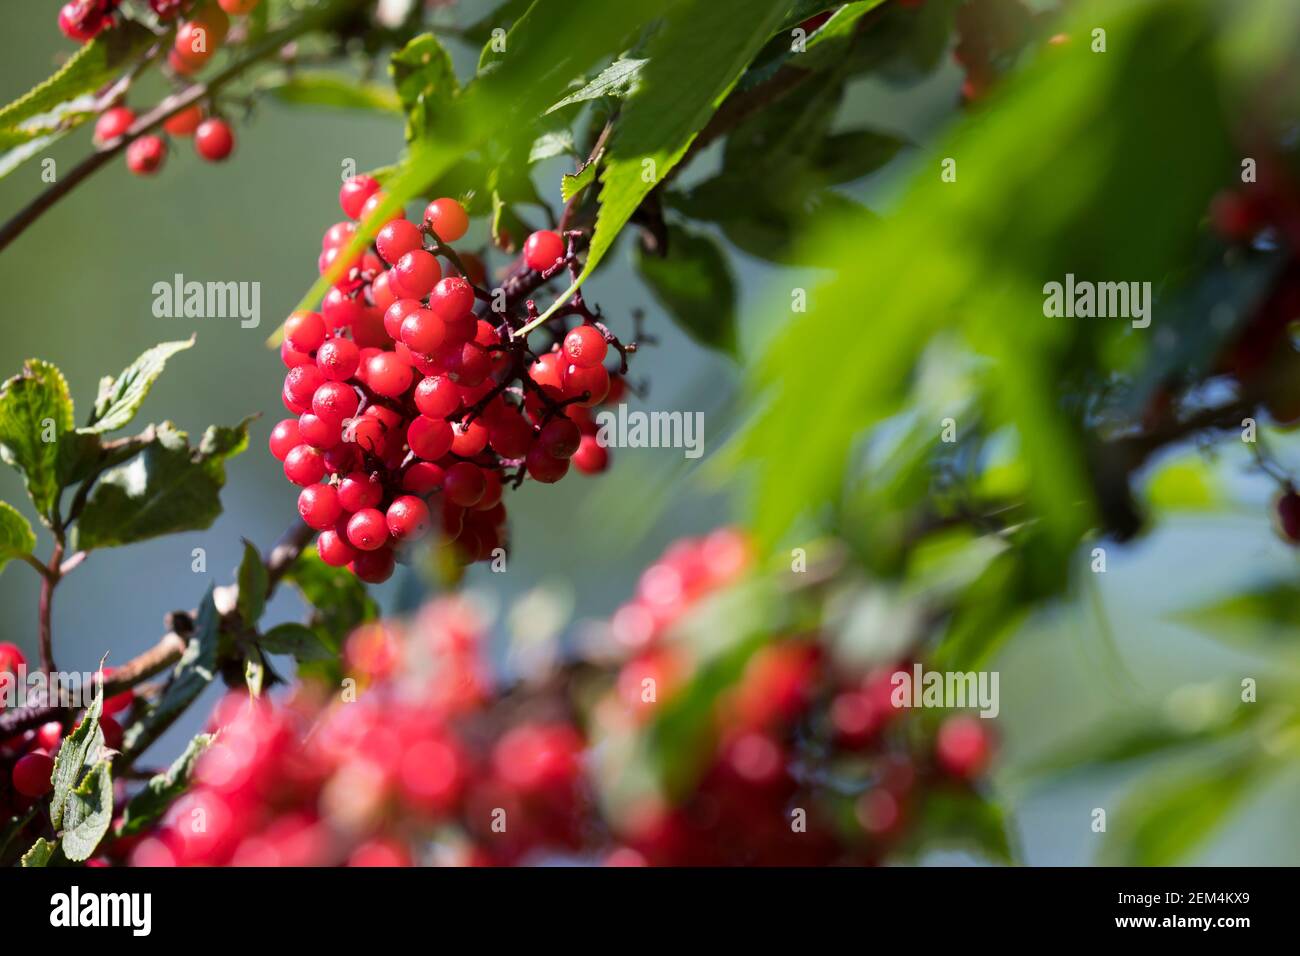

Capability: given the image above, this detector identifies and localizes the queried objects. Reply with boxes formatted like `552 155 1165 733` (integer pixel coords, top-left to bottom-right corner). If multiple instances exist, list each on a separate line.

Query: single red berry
311 380 360 423
126 135 166 175
366 352 414 398
563 325 608 368
386 495 431 540
529 353 564 391
384 298 423 340
36 721 64 751
572 434 609 474
428 277 475 322
94 106 135 146
339 175 380 219
424 197 469 242
524 230 565 272
538 418 581 459
350 547 395 583
562 361 610 406
194 118 234 161
12 751 54 798
473 469 504 511
360 191 404 226
370 270 398 313
935 715 993 779
297 412 341 450
284 445 326 486
414 375 460 419
444 462 486 508
322 444 361 475
401 309 445 354
346 508 389 551
317 529 358 567
100 715 124 751
174 21 218 69
344 416 386 455
283 364 325 409
407 415 454 461
401 461 445 495
1277 490 1300 544
280 339 312 368
525 445 569 483
450 419 488 457
284 310 326 354
488 410 533 459
321 221 357 251
163 104 204 135
268 419 301 460
337 472 383 512
322 287 366 331
377 219 425 265
217 0 261 14
316 337 360 381
391 251 440 299
298 484 343 530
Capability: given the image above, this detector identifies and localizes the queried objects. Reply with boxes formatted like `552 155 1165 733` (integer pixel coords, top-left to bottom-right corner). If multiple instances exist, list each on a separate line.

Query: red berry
525 445 569 483
571 434 609 474
538 418 581 459
284 365 325 409
360 191 404 226
126 135 166 175
346 508 389 551
284 445 326 486
322 444 361 474
298 484 343 530
94 106 134 146
268 419 301 460
366 352 414 398
284 310 326 354
316 529 358 567
391 251 440 299
311 380 360 423
377 219 425 265
429 277 475 322
1277 490 1300 544
163 103 204 135
563 325 608 368
344 416 386 456
384 298 422 341
100 715 124 751
297 412 341 450
339 175 380 219
59 2 111 43
316 337 360 381
562 362 609 406
36 721 64 751
444 462 486 508
386 495 431 540
401 461 445 495
529 353 564 391
473 469 504 510
12 751 54 798
524 230 565 272
450 419 488 457
408 415 453 461
195 118 234 161
935 715 993 779
488 410 533 459
401 309 445 354
217 0 261 14
350 547 395 583
414 375 460 419
338 472 383 512
280 339 312 368
424 198 469 242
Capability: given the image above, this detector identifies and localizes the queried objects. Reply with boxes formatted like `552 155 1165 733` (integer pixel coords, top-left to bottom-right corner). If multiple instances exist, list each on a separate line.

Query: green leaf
282 549 378 681
83 337 195 435
0 22 154 131
265 71 402 112
812 129 907 184
529 129 576 163
0 359 76 520
20 837 56 867
546 57 647 113
634 223 737 356
115 733 213 839
898 786 1013 863
0 500 36 576
260 622 334 663
237 539 268 626
1100 750 1270 865
50 679 103 831
391 32 459 141
1171 581 1300 647
572 0 793 303
75 419 250 550
122 586 220 760
560 159 598 202
59 761 114 863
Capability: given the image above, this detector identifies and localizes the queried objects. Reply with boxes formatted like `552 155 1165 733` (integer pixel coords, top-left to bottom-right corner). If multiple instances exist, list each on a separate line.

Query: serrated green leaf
122 586 220 760
21 837 56 867
115 733 214 838
75 419 250 550
0 500 36 576
0 22 154 131
260 622 334 662
530 129 575 164
83 337 195 435
391 32 459 142
560 160 598 202
635 223 737 356
0 359 76 520
60 761 114 863
546 57 646 114
50 679 103 831
265 71 402 112
237 539 268 626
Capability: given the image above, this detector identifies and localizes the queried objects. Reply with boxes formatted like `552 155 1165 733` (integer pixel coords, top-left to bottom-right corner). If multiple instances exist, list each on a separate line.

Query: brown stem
38 541 63 675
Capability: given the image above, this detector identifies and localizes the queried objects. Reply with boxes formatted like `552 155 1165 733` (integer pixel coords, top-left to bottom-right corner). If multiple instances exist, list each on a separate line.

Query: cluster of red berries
58 0 258 46
96 102 234 177
270 178 624 582
0 644 134 834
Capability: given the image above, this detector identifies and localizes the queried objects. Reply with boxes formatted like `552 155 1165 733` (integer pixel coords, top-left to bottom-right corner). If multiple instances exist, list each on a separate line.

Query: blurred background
2 0 1298 864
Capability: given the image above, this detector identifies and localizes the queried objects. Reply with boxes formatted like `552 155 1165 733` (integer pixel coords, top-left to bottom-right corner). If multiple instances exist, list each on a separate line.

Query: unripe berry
298 484 343 530
386 495 431 540
339 174 380 220
284 310 326 354
316 337 360 381
346 508 389 551
164 104 204 135
377 219 424 265
337 472 383 512
350 547 396 583
284 445 326 486
12 751 54 798
94 106 134 146
316 529 357 567
268 419 301 460
563 325 608 368
390 251 440 299
538 418 581 459
126 135 166 175
366 352 414 398
424 197 469 242
408 415 453 461
444 462 486 507
571 434 609 474
194 118 234 161
524 230 565 272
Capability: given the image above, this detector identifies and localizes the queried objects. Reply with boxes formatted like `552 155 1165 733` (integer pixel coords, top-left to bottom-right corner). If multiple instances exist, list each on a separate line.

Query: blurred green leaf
1143 456 1222 512
84 337 195 435
260 622 335 663
899 786 1013 863
265 71 402 112
634 223 738 356
115 733 213 838
0 359 76 521
547 57 646 113
76 419 250 549
391 32 459 141
60 760 113 863
237 539 268 626
282 549 378 681
1171 581 1300 646
0 500 36 576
